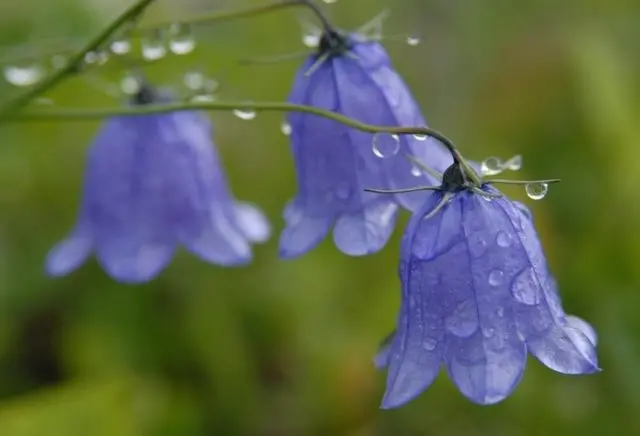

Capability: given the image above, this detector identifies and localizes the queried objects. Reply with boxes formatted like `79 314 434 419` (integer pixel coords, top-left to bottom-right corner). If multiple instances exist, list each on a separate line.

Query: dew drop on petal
445 300 479 337
422 337 437 351
233 108 257 120
488 269 504 287
497 307 505 318
496 231 512 247
372 133 400 158
511 268 541 305
3 64 44 87
480 156 503 176
482 327 495 338
504 154 523 171
280 121 292 136
525 182 549 200
406 35 421 46
410 165 422 177
169 23 196 55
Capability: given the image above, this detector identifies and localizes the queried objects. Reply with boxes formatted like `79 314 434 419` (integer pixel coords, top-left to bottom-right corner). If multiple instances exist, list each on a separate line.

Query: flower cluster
2 0 598 409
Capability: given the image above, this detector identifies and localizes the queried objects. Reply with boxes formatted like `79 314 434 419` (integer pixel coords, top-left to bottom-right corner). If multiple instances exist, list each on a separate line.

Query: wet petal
527 324 600 374
279 202 332 258
96 239 174 283
180 208 253 266
45 229 92 277
566 315 598 346
333 200 398 256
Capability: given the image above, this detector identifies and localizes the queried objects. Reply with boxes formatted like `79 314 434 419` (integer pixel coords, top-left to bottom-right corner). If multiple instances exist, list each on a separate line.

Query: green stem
13 100 471 166
486 178 561 185
0 0 156 124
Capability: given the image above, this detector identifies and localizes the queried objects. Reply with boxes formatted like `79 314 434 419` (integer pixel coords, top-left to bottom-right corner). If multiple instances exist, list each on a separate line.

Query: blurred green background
0 0 639 435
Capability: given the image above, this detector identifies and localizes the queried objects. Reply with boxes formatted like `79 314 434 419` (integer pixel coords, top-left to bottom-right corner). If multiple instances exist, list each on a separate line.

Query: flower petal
96 239 174 283
234 202 271 244
527 324 600 374
566 315 598 346
333 200 398 256
440 194 527 405
279 201 332 258
45 229 92 277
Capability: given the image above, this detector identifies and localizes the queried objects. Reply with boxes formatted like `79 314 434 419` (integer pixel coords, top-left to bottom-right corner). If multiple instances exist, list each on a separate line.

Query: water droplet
482 327 495 338
120 73 140 95
511 268 541 305
50 55 67 69
302 32 321 48
497 308 505 318
514 201 533 222
190 94 216 103
141 31 167 61
406 35 421 46
280 121 292 136
504 154 523 171
3 64 44 87
413 133 428 141
183 71 204 90
110 39 131 55
445 300 479 337
169 23 196 55
525 182 548 200
372 133 400 158
422 337 437 351
480 156 503 176
496 231 512 247
84 51 98 64
233 107 257 120
410 165 422 177
488 269 504 287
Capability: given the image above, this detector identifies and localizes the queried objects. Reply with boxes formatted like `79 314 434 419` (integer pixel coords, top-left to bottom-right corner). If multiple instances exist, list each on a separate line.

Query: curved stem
13 100 461 151
0 0 156 124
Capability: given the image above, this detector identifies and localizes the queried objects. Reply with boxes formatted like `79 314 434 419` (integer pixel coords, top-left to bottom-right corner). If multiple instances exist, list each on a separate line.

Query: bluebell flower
46 85 270 283
377 165 599 407
280 29 452 258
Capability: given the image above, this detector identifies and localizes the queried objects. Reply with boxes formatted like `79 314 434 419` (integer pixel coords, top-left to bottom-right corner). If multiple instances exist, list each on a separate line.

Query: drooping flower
280 29 452 258
377 164 599 407
46 84 270 283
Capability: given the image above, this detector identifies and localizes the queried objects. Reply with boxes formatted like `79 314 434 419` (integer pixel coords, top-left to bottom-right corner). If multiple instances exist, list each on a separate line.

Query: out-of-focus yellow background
0 0 639 435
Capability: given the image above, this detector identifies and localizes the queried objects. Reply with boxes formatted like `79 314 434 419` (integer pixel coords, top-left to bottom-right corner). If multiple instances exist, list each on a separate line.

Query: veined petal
441 195 529 405
382 195 449 409
333 200 398 256
527 324 600 374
